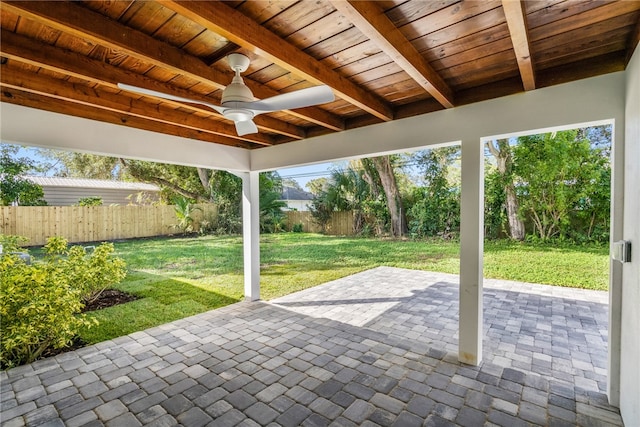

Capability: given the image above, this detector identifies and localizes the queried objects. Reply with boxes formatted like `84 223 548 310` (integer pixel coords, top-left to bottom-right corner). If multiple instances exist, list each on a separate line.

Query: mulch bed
82 289 139 312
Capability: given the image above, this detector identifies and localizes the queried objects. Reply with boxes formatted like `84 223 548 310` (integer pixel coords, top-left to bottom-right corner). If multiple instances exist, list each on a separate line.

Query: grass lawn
76 233 609 344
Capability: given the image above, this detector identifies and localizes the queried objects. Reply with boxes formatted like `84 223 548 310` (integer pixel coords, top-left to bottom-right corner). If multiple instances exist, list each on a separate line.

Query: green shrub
44 237 127 304
292 223 304 233
0 235 29 253
77 196 103 206
0 254 94 368
173 197 202 234
0 236 127 368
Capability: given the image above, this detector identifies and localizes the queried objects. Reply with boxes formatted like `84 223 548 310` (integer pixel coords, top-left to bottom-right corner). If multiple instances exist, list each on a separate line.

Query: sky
277 162 344 189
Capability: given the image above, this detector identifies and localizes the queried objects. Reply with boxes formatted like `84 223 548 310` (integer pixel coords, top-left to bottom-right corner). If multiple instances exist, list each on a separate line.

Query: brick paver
0 267 622 425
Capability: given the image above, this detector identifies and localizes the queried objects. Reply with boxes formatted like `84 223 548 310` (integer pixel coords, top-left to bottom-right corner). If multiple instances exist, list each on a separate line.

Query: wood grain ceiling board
384 0 459 27
246 64 290 86
442 49 520 89
526 0 619 29
118 1 174 35
536 39 629 71
361 71 418 95
265 73 308 93
426 23 511 61
80 0 135 20
236 0 298 25
521 0 567 16
259 1 336 39
321 39 383 69
348 60 406 84
430 36 514 72
528 1 640 41
284 10 354 52
151 14 207 48
374 76 429 103
531 13 639 60
398 1 502 42
537 51 626 88
305 27 370 61
332 52 395 81
410 6 507 52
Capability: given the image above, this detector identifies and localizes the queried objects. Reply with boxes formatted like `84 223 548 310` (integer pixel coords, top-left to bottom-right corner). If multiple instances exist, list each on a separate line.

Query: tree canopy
0 145 46 206
308 125 611 243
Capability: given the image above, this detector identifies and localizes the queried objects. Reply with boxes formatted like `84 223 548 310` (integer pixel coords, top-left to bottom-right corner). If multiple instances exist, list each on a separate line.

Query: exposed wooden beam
161 0 394 122
502 0 536 90
0 66 274 146
331 1 454 108
0 87 255 149
1 1 337 135
0 30 297 143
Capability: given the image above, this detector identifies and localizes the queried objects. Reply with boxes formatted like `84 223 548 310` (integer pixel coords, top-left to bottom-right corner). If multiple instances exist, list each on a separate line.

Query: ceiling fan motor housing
221 78 254 104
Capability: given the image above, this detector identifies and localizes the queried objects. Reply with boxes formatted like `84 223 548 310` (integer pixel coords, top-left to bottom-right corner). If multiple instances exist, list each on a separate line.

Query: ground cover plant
49 233 608 346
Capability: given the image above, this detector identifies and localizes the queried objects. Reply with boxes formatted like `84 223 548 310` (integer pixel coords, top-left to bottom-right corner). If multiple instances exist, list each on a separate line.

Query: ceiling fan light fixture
223 108 254 122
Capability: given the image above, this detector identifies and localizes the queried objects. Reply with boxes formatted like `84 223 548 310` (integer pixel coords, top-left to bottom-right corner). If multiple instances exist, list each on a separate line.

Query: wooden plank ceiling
1 1 639 150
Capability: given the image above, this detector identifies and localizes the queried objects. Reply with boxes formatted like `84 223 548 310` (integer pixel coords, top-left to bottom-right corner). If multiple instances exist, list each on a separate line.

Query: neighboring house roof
280 185 313 201
22 176 160 206
25 176 159 191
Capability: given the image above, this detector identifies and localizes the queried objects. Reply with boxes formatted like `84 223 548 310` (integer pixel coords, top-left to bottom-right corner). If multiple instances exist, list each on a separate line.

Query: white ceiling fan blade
117 83 225 114
235 120 258 136
246 85 335 113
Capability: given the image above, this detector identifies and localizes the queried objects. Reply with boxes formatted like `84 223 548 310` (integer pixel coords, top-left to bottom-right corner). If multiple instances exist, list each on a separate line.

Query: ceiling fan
118 53 335 136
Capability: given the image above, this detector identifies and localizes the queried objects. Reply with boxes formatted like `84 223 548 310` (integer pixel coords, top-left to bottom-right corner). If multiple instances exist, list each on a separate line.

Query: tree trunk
196 168 214 202
360 160 380 198
505 185 525 240
372 156 407 237
486 139 525 240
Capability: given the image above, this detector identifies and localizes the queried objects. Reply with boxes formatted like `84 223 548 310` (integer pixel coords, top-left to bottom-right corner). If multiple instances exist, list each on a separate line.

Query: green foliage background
0 145 47 206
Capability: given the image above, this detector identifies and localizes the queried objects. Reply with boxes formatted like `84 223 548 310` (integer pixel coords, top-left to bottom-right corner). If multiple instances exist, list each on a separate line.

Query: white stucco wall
620 46 640 426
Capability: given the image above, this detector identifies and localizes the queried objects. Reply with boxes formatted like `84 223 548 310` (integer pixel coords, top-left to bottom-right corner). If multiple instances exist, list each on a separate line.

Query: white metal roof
24 176 159 191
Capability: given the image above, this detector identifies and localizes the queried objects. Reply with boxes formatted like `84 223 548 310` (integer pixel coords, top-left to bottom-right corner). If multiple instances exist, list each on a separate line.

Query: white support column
459 138 484 365
607 120 624 406
241 171 260 301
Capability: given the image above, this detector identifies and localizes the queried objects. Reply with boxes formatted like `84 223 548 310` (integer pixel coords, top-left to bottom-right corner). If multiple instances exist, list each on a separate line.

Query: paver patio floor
1 267 622 426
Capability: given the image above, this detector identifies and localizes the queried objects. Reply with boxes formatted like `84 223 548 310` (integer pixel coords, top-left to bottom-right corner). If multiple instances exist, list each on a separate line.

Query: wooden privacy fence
285 210 353 235
0 204 216 246
0 206 352 246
